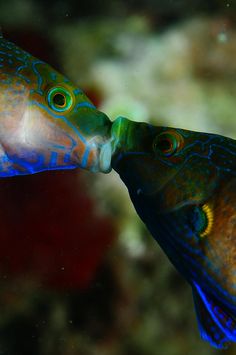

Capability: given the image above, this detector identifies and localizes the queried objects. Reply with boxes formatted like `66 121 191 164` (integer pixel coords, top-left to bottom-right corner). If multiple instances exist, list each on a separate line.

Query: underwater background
0 1 236 354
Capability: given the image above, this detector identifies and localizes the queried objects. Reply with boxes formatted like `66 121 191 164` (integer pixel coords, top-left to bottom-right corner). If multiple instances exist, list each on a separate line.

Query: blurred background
0 1 236 354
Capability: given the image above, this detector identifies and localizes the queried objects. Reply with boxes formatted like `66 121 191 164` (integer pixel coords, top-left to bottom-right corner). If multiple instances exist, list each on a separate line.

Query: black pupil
53 93 66 107
157 137 172 152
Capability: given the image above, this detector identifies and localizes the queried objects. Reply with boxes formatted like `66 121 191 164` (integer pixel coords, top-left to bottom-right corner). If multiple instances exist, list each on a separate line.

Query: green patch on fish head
111 117 227 211
0 37 112 173
27 62 112 172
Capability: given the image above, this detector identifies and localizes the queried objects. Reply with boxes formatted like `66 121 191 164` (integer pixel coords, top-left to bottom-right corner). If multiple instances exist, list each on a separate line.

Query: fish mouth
96 116 129 173
82 116 135 173
72 136 112 173
110 116 138 171
98 140 112 173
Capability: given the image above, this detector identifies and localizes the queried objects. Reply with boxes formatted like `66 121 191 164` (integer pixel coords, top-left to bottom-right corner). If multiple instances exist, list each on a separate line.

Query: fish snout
72 134 113 173
110 116 140 170
71 110 113 173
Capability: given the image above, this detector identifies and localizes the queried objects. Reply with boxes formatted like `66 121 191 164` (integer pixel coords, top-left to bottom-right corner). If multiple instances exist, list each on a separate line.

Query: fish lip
74 135 112 173
98 140 112 173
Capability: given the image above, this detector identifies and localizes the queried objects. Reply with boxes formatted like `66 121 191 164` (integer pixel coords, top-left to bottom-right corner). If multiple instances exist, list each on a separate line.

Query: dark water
0 1 236 354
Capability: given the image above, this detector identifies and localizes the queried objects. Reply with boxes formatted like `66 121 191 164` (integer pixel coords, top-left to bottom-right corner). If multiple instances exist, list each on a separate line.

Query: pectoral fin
192 281 236 349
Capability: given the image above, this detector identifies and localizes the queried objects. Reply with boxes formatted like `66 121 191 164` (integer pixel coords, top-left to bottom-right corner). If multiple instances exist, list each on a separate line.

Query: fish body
0 35 111 176
110 116 236 348
2 34 236 348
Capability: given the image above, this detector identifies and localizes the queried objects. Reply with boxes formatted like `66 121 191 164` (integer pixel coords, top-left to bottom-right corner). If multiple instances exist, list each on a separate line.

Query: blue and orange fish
1 35 236 348
110 116 236 349
0 33 112 176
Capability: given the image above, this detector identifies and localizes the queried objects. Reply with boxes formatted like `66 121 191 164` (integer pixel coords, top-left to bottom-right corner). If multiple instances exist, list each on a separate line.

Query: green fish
0 33 112 176
109 116 236 349
2 35 236 349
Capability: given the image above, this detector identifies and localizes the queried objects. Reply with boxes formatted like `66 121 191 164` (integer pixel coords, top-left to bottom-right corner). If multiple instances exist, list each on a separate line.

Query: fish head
111 116 236 291
111 116 221 208
0 38 112 174
27 63 112 173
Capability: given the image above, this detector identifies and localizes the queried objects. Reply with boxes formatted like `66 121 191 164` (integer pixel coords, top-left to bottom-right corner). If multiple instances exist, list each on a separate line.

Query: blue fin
192 281 236 349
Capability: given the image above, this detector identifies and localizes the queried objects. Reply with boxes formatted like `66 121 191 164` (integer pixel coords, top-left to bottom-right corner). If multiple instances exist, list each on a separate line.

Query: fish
110 116 236 349
2 33 236 349
0 33 112 176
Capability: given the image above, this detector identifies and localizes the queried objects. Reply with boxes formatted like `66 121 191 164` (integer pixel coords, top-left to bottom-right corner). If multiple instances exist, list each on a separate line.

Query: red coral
0 170 115 290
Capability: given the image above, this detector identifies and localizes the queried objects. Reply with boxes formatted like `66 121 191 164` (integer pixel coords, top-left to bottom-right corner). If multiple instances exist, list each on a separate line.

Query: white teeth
99 141 112 173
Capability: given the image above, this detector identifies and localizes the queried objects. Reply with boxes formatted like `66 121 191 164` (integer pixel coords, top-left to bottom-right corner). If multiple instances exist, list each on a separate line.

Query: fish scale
110 116 236 348
1 35 236 348
0 35 112 176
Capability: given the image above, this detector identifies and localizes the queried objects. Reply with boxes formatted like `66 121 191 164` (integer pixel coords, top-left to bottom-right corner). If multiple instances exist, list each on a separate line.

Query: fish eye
153 131 182 156
47 86 73 112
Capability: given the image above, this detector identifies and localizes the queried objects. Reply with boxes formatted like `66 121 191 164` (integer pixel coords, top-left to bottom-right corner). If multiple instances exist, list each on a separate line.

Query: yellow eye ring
47 86 74 113
153 131 183 156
